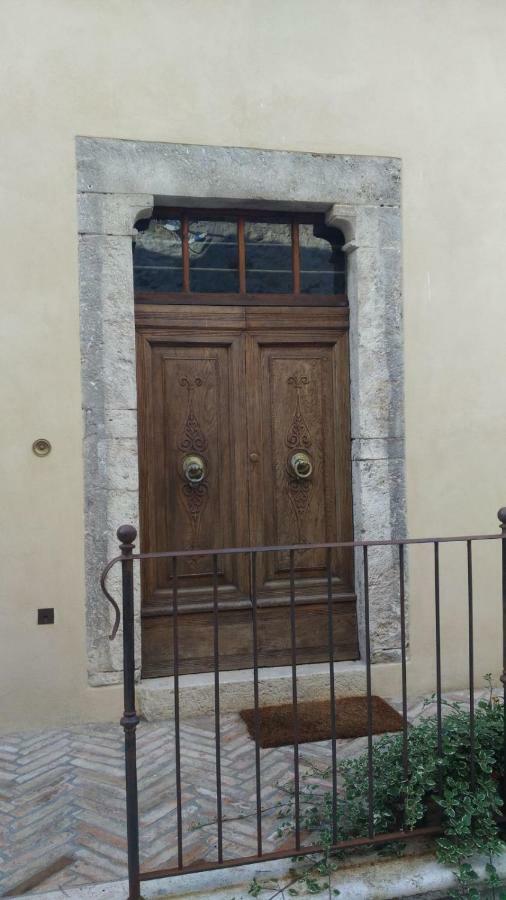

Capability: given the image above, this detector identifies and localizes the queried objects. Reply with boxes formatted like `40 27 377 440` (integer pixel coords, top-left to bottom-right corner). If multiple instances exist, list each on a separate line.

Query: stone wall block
355 248 402 340
353 459 405 541
79 234 135 323
354 352 404 440
351 437 405 461
100 320 137 411
352 456 406 658
79 237 137 412
78 191 154 236
354 205 402 249
348 246 403 440
327 203 401 250
84 407 138 441
96 439 139 493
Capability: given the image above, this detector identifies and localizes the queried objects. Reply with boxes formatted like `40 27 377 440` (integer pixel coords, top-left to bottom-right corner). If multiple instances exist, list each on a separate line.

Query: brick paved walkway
1 692 481 897
1 711 354 897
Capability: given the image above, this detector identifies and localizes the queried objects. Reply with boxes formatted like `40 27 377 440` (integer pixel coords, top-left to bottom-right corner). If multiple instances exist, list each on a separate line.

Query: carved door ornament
285 373 314 540
178 376 209 549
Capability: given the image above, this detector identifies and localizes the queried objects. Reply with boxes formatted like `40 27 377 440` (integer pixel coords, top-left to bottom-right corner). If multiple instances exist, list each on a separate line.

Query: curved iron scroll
100 556 122 640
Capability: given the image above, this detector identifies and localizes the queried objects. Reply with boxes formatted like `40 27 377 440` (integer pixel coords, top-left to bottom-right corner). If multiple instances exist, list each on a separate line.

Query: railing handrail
103 530 505 569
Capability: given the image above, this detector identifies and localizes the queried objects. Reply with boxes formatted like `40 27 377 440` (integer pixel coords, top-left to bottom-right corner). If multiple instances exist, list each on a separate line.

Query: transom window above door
133 210 346 304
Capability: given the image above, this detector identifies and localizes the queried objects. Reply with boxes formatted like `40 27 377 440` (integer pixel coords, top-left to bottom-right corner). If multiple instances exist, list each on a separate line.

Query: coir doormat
240 696 404 748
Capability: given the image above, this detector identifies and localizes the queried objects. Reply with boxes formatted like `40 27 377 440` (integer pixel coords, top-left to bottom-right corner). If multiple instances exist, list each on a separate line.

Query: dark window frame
133 207 347 307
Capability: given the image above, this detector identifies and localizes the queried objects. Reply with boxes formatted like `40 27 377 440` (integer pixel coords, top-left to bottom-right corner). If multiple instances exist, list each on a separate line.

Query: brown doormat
240 696 404 748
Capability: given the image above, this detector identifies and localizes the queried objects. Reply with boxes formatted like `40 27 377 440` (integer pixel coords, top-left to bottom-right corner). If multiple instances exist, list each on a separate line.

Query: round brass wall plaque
32 438 52 457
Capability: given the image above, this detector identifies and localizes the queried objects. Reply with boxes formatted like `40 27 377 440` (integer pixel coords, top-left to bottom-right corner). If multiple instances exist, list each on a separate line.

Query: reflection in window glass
133 219 183 291
245 222 292 293
299 224 345 294
189 219 238 292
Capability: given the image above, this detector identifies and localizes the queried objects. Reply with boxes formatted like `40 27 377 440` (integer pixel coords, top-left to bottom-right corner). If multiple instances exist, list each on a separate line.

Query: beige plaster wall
1 0 505 731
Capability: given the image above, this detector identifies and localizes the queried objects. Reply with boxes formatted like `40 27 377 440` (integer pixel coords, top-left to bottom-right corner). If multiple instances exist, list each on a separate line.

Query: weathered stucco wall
1 0 505 730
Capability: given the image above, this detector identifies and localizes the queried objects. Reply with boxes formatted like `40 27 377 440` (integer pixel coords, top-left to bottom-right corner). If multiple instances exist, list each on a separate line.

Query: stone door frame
77 137 405 686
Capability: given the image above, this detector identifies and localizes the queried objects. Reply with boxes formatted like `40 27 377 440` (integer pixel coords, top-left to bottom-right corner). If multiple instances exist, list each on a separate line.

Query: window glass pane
189 219 238 292
299 223 345 294
245 221 292 293
133 218 182 291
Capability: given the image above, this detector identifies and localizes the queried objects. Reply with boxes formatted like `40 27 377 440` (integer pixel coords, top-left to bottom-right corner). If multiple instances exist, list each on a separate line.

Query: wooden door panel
160 349 226 576
142 601 358 677
137 308 356 676
247 331 353 597
137 330 249 616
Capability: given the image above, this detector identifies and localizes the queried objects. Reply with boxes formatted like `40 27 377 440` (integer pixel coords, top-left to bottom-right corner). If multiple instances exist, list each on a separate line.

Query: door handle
290 451 313 480
183 454 206 484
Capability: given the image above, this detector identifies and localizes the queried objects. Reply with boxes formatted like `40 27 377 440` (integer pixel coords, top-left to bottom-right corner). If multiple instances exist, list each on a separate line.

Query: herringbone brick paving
2 693 476 897
0 711 357 897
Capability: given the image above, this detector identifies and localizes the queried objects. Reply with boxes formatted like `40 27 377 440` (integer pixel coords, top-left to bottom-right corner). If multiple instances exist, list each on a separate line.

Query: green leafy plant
196 678 505 898
267 677 506 898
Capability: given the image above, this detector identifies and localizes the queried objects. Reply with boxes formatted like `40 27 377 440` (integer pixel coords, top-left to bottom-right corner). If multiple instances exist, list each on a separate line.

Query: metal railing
100 509 506 900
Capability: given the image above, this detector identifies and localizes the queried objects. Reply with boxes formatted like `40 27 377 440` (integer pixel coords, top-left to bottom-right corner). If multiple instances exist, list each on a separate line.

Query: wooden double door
137 305 358 676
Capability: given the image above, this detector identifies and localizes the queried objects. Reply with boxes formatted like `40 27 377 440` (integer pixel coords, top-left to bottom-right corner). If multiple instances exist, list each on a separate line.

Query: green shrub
271 678 506 898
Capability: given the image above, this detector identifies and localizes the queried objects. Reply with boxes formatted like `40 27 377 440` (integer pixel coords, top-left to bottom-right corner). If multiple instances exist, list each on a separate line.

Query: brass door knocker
290 451 313 480
183 454 206 484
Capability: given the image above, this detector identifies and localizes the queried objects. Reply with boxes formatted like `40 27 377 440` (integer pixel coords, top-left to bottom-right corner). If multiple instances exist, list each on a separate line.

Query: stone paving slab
9 850 506 900
0 692 486 897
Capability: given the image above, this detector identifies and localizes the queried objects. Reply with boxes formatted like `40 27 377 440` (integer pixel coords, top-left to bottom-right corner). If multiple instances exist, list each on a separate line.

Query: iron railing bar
363 545 374 838
250 551 263 856
212 554 223 862
105 532 504 566
138 823 449 881
103 518 506 889
434 541 443 786
399 544 409 815
171 557 183 869
101 534 505 580
99 557 121 640
118 526 141 900
289 549 301 850
326 547 338 843
467 540 475 789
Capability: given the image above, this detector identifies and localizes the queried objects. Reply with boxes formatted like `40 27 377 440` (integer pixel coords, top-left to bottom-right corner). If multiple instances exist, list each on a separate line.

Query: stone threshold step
138 660 367 719
10 848 506 899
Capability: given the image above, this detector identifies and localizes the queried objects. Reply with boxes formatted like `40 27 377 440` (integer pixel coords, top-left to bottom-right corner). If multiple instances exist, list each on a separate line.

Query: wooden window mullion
182 213 190 291
292 221 300 294
238 216 246 294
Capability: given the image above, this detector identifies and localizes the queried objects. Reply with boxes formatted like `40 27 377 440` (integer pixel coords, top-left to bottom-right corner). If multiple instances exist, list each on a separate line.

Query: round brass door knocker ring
290 451 313 480
182 454 206 485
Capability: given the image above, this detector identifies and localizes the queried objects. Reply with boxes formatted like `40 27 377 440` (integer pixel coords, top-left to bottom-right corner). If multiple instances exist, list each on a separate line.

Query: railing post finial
117 524 137 552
